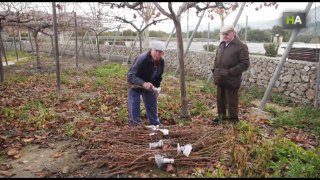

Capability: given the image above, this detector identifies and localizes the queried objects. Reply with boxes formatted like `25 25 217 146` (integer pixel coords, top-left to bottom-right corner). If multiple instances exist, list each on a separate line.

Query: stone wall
4 42 319 105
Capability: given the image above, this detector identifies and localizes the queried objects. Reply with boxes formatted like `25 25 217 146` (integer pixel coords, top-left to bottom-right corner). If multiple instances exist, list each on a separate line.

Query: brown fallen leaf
0 170 15 177
7 148 20 156
34 135 47 140
178 169 191 177
147 156 153 161
162 144 171 151
287 128 298 134
22 137 35 143
42 122 53 129
103 117 111 121
51 150 64 158
34 171 47 178
139 172 149 178
295 130 307 143
0 163 13 171
166 164 176 173
193 167 205 175
13 153 22 159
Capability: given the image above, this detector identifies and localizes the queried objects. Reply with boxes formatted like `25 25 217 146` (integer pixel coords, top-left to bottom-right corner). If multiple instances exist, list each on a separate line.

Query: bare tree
83 3 116 61
100 2 168 53
137 2 158 48
208 2 278 41
0 2 28 83
209 2 239 41
3 2 81 69
5 9 53 69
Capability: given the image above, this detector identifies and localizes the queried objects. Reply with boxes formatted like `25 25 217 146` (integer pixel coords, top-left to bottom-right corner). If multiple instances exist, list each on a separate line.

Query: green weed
270 93 293 106
272 106 320 136
88 63 127 77
264 105 280 117
1 107 16 119
240 86 264 106
190 100 208 116
268 138 320 177
65 123 75 137
5 51 33 61
19 100 56 129
200 84 217 95
5 74 31 84
60 74 70 85
117 107 128 124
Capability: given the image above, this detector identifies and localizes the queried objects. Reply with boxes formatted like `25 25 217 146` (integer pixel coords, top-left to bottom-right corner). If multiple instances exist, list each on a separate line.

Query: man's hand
143 82 153 91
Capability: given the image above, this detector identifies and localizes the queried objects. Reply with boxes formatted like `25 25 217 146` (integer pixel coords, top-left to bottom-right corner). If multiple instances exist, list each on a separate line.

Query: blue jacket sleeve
127 55 145 86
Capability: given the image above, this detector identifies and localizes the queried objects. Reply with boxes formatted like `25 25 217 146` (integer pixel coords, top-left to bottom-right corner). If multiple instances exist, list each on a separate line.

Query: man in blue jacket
127 41 165 126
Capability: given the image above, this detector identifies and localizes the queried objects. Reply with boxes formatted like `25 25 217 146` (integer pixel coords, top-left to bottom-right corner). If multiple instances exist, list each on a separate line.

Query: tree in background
100 2 168 53
208 2 239 41
0 2 27 83
85 2 116 61
137 2 158 48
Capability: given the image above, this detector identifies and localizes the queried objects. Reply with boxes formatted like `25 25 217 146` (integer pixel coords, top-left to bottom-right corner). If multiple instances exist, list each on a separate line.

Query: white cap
220 24 235 34
150 41 166 51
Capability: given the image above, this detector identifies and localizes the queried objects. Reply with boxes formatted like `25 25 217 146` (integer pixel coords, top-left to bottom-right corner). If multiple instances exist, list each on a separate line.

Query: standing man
127 41 166 126
210 25 250 124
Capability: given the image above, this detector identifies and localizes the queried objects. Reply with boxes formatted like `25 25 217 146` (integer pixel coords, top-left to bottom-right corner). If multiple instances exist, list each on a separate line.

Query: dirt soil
2 141 77 178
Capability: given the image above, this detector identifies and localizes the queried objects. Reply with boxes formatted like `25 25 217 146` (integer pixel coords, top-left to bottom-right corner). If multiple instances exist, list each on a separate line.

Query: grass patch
264 105 281 117
240 86 264 106
5 50 33 61
271 106 320 137
5 74 31 84
240 86 294 107
87 63 127 78
200 84 217 95
267 136 320 178
92 78 107 90
60 74 71 85
65 123 76 137
230 122 320 178
190 100 209 116
270 93 293 106
1 107 17 120
19 100 56 129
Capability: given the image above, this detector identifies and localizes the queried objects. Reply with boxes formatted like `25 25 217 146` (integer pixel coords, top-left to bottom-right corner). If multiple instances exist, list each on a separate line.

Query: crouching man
127 41 166 126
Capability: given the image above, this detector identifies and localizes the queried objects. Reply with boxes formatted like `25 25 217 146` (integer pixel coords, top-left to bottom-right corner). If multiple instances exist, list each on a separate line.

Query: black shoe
229 118 239 124
213 118 221 123
209 117 222 125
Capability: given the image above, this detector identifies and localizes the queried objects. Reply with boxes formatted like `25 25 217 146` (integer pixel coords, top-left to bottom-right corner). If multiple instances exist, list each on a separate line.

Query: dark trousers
216 86 239 121
128 88 160 126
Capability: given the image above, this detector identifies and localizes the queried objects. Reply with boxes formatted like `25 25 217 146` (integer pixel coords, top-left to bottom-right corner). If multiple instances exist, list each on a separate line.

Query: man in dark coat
127 41 165 126
210 24 250 124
